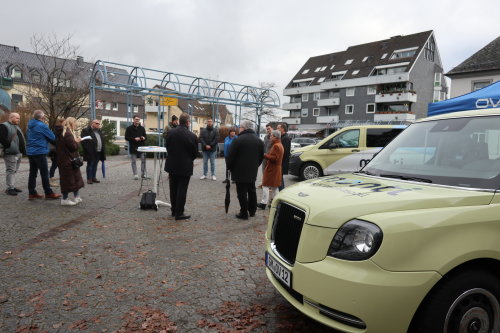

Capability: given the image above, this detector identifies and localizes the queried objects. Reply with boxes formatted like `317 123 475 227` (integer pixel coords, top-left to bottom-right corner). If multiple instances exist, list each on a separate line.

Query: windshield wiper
380 174 433 183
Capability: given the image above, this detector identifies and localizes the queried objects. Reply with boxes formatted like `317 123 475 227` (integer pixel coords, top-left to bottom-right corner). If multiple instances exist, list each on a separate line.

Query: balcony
375 91 417 103
374 112 416 123
317 98 340 107
282 117 301 125
282 102 301 110
316 116 339 124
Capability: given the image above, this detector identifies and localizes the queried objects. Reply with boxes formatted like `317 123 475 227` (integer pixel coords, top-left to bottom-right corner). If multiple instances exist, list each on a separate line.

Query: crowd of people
1 110 291 220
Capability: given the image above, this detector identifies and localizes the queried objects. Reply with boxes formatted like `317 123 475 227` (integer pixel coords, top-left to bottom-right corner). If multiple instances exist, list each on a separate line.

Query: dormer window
390 47 418 59
31 71 41 84
52 71 71 87
11 66 22 79
328 70 347 81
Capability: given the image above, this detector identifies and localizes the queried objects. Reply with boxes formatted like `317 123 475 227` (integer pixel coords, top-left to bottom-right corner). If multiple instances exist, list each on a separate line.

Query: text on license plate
266 252 291 288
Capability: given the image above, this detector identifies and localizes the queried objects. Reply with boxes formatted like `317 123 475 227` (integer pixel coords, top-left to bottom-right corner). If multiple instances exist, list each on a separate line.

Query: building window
433 90 441 102
390 48 417 59
352 70 360 75
434 73 442 86
313 92 321 101
330 65 335 70
302 69 309 74
381 53 388 59
372 66 406 76
301 108 308 117
424 38 435 61
362 56 369 62
133 104 139 113
112 102 118 111
290 110 300 117
345 104 354 114
472 80 491 91
105 102 111 110
313 108 320 116
302 94 309 102
315 67 321 72
345 59 354 65
367 85 377 95
366 103 375 113
346 87 355 96
328 91 339 99
317 77 325 83
11 66 22 79
31 71 41 84
12 94 23 105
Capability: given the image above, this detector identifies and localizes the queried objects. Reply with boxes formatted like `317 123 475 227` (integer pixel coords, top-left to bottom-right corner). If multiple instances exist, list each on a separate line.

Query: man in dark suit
277 122 291 191
81 119 106 184
164 112 198 220
226 120 264 220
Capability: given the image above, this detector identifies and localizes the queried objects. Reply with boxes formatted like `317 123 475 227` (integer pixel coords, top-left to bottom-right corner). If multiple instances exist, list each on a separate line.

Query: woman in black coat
56 117 85 206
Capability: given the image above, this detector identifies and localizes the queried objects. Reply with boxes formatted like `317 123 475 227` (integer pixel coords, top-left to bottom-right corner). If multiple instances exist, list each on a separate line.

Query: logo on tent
476 98 500 109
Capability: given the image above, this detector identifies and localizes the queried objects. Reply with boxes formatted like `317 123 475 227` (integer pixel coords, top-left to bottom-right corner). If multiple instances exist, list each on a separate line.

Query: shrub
105 143 120 156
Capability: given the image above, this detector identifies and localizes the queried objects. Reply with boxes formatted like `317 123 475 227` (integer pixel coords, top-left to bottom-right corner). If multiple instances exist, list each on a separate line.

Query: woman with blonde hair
56 117 84 206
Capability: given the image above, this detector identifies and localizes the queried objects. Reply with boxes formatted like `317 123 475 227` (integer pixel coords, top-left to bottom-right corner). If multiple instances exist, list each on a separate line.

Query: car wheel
411 269 500 333
300 162 323 180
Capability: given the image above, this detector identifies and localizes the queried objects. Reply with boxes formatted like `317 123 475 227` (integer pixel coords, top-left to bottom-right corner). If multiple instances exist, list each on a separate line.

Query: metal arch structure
89 60 280 135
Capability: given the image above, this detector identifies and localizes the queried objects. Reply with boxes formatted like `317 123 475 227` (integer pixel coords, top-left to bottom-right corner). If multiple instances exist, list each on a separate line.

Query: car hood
276 174 494 229
292 144 316 154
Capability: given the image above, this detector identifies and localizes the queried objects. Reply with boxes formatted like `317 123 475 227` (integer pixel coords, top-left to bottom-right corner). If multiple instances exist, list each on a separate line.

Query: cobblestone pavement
0 155 337 332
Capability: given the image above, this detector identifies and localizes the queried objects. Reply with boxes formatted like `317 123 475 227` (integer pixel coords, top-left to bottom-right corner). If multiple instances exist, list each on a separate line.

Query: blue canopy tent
428 81 500 116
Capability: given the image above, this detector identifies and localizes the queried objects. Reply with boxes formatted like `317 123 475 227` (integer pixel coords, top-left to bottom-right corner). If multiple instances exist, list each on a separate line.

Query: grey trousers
4 154 21 189
131 152 146 176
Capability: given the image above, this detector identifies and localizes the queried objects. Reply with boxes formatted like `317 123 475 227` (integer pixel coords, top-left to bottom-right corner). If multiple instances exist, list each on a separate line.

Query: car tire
300 162 323 180
410 269 500 333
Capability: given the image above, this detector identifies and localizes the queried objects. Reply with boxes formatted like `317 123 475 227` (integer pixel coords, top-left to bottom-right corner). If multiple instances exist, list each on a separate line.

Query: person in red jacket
258 130 284 209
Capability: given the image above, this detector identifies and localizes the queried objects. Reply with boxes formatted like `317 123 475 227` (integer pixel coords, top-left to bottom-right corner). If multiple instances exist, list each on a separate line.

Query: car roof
420 109 500 122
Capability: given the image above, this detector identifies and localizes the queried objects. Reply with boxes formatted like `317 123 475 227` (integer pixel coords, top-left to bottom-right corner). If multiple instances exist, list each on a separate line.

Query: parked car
265 109 500 332
289 125 406 179
291 137 318 147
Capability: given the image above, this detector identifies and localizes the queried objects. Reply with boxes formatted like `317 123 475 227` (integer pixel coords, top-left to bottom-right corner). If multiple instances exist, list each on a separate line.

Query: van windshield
363 115 500 190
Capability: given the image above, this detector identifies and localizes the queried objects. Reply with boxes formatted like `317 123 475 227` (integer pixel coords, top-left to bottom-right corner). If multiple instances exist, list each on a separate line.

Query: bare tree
241 82 282 134
21 34 90 129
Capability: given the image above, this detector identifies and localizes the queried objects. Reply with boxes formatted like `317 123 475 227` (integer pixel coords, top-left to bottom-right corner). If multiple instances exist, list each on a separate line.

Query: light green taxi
265 109 500 332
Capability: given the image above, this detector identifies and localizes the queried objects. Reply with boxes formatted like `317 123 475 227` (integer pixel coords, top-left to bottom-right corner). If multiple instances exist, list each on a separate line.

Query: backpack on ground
140 190 157 210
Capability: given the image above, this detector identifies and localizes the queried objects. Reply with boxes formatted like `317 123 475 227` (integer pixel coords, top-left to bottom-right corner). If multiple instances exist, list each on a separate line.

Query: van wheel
301 162 323 180
410 270 500 333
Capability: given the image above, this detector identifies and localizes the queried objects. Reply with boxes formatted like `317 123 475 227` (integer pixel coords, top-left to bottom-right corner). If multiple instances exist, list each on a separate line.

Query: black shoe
249 212 255 217
222 179 228 184
5 188 17 196
257 203 266 210
235 213 248 220
14 188 22 193
175 214 191 221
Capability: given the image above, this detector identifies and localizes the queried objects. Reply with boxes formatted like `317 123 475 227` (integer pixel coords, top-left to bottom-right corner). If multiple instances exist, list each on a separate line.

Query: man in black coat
277 122 291 190
164 112 198 220
125 115 147 180
226 120 264 220
81 119 106 184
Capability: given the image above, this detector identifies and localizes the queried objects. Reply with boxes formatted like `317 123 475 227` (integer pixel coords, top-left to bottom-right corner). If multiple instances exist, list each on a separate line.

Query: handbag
140 190 157 210
71 156 84 169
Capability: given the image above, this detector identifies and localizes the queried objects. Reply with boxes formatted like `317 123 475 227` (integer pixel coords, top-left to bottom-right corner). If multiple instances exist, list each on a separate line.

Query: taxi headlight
291 152 303 158
327 219 383 261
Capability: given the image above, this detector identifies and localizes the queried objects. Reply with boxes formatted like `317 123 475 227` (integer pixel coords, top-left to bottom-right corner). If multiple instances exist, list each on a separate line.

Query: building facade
282 31 447 134
446 36 500 98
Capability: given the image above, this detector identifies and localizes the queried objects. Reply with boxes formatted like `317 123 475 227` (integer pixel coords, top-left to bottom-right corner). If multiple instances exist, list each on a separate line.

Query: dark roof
0 43 129 86
446 36 500 76
287 31 433 88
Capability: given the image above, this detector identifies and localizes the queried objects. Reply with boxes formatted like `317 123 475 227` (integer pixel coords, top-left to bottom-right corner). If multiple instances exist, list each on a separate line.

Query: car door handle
351 149 360 152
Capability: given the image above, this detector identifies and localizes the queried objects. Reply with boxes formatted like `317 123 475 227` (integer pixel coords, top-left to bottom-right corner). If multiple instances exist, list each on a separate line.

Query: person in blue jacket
26 110 61 200
223 127 237 183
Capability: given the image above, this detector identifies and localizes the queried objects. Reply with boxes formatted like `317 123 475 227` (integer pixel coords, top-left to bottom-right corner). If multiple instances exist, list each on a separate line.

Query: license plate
266 251 292 288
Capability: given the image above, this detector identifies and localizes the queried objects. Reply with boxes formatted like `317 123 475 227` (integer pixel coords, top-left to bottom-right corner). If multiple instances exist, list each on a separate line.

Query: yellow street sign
160 96 178 106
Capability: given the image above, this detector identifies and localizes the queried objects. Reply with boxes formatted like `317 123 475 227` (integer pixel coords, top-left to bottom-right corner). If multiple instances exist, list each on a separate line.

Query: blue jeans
28 155 53 195
86 159 99 180
202 151 216 176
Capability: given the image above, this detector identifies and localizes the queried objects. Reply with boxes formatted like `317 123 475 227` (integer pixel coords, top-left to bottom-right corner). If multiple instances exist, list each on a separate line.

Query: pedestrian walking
26 110 61 200
125 115 147 180
81 119 106 184
258 130 283 209
222 127 237 183
0 112 26 196
56 117 85 206
226 120 264 220
277 122 291 191
164 112 198 220
199 117 219 180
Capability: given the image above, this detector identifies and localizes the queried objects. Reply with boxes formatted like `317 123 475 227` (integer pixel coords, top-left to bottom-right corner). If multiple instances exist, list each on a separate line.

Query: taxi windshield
363 115 500 190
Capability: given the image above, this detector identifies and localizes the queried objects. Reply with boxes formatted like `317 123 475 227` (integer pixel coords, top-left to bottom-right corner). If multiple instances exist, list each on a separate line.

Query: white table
137 146 170 208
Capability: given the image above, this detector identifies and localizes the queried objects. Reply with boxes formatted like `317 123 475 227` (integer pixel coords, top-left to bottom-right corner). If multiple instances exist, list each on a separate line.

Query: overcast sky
2 0 499 109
